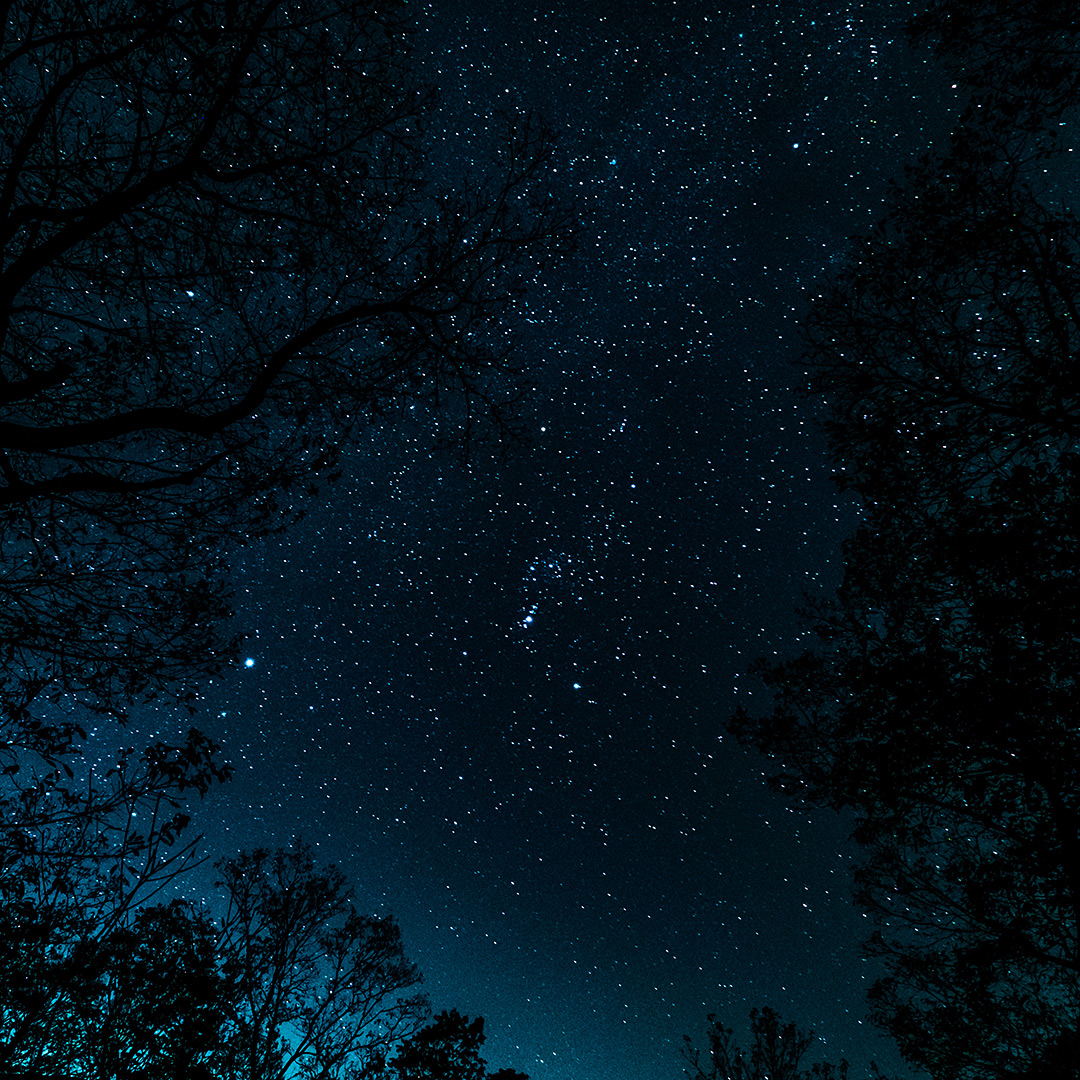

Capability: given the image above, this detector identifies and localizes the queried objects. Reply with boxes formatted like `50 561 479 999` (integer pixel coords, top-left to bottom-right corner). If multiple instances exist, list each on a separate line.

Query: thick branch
0 297 417 451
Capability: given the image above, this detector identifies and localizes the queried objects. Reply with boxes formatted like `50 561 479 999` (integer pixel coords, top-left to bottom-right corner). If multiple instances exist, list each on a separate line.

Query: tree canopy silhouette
0 4 562 1072
910 0 1080 128
7 845 426 1079
0 830 536 1080
389 1009 528 1080
0 0 570 739
683 1008 860 1080
730 5 1080 1079
0 725 227 1078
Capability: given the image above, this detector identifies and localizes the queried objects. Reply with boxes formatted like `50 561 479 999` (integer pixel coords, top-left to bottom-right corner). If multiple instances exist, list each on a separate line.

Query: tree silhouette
0 729 230 1078
0 837 463 1080
909 0 1080 128
0 0 570 735
730 8 1080 1080
683 1008 857 1080
389 1010 527 1080
0 4 562 1074
80 899 229 1080
213 845 427 1080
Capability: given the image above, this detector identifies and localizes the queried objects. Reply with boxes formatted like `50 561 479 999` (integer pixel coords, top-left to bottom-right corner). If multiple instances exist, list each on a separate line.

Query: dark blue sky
170 3 956 1078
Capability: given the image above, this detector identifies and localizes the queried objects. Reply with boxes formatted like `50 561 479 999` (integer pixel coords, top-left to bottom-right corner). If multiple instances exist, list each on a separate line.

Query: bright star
245 657 255 668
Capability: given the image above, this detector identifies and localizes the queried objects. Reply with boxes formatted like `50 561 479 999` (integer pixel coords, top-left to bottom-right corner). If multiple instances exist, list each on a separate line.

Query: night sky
149 3 956 1078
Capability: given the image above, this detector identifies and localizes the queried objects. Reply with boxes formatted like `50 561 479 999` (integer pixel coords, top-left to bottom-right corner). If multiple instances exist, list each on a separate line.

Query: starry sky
157 3 957 1079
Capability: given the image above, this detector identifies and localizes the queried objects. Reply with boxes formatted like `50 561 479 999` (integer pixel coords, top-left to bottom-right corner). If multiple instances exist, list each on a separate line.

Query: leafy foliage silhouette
683 1008 866 1080
730 5 1080 1079
0 729 230 1077
0 0 564 1074
0 830 529 1080
0 0 571 737
389 1010 528 1080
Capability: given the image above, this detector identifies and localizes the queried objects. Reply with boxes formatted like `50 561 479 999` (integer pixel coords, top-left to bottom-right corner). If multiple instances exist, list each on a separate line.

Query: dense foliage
0 0 569 735
0 819 527 1079
684 1009 858 1080
0 0 566 1074
730 3 1080 1078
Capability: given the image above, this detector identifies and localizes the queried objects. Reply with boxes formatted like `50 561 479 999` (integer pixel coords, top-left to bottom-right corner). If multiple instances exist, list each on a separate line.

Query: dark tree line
0 0 565 1074
729 3 1080 1079
0 0 571 740
0 827 525 1080
683 1008 867 1080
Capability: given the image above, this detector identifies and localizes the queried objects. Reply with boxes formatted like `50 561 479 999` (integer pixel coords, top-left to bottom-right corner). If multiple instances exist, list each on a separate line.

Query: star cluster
167 3 958 1079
